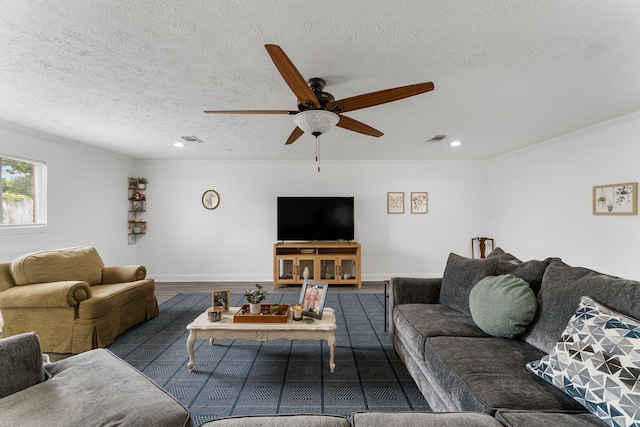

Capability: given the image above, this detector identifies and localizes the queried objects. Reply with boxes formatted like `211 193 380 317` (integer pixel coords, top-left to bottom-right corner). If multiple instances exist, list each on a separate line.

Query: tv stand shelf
273 241 362 289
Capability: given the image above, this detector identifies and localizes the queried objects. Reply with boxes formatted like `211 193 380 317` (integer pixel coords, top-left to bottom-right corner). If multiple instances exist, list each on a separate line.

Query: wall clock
202 190 220 210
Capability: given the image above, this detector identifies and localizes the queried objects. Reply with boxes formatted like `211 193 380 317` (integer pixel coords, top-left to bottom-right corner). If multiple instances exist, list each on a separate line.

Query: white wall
487 112 640 280
136 159 488 281
5 111 638 283
0 122 137 265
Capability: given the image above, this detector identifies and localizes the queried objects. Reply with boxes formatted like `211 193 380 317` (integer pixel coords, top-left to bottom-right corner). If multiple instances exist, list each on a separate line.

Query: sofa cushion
469 274 537 339
421 336 586 413
495 411 607 427
0 349 191 427
352 411 503 427
487 248 553 294
439 253 498 315
393 303 488 361
201 414 350 427
10 246 104 286
526 296 640 427
522 259 640 354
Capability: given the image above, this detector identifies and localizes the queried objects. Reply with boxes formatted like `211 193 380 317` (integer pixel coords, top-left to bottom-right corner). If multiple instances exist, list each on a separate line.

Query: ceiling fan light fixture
294 110 339 136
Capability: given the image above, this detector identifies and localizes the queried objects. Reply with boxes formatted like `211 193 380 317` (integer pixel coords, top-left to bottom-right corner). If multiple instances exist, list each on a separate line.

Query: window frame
0 154 47 234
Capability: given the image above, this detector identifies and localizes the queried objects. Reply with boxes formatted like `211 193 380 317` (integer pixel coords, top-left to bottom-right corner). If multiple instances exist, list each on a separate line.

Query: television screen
277 197 354 241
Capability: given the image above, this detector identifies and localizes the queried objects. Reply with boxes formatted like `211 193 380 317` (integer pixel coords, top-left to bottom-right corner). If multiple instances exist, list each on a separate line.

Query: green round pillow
469 274 537 339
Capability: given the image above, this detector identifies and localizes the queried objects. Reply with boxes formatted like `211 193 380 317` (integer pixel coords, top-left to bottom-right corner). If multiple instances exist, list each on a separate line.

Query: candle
292 305 303 321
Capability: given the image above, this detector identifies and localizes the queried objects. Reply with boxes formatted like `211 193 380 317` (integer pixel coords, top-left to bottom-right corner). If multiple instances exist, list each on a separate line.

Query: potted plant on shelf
138 177 148 190
243 283 269 314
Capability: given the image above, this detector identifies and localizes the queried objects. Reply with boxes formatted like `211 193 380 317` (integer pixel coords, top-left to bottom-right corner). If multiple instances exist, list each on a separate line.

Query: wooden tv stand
273 241 362 289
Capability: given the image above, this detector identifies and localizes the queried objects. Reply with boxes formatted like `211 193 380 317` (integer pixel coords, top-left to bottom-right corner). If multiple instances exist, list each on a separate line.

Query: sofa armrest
390 277 442 305
0 332 45 399
101 265 147 284
0 281 92 308
388 277 443 348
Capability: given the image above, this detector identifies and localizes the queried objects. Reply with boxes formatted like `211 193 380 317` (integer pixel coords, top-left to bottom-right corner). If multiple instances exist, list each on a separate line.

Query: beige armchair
0 246 158 353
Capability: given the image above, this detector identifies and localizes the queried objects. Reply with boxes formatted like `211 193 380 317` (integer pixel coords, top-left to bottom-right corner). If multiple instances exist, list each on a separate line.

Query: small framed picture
411 192 428 214
387 192 404 214
212 290 230 312
298 280 328 319
128 177 138 189
593 182 637 215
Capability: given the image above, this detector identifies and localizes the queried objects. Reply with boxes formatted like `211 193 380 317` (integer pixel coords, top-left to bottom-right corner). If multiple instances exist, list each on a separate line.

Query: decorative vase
302 266 310 280
249 303 261 314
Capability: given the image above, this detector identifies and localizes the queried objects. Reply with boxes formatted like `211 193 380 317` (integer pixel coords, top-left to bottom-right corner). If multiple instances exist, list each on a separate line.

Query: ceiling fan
204 44 435 145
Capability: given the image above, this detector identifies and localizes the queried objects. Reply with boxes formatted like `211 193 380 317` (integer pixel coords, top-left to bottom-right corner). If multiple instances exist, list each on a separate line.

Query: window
1 155 46 231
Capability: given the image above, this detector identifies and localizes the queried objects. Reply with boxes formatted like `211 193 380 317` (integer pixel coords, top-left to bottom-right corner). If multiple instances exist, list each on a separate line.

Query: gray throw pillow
486 247 553 294
439 253 498 315
469 274 537 338
522 259 640 354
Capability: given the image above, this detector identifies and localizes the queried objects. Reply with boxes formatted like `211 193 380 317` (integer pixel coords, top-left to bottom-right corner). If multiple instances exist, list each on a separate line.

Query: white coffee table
186 307 337 373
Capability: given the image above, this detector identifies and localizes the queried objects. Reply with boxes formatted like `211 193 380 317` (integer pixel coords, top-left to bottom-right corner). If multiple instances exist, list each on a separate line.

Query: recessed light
174 142 185 148
449 140 462 147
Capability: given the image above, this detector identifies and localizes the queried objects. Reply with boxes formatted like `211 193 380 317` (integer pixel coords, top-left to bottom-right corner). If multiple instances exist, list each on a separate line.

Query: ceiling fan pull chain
315 135 320 172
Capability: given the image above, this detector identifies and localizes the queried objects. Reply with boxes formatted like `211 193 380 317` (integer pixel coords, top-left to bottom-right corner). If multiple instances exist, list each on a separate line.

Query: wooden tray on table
233 304 290 323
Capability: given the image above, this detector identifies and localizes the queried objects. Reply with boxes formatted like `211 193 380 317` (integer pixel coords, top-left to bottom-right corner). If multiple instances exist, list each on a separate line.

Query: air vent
181 136 204 143
427 135 447 143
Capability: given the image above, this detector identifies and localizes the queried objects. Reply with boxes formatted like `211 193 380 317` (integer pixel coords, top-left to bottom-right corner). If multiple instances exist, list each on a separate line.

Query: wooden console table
273 241 362 289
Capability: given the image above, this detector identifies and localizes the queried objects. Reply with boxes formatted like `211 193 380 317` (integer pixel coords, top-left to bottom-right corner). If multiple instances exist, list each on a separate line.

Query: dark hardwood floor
155 281 386 304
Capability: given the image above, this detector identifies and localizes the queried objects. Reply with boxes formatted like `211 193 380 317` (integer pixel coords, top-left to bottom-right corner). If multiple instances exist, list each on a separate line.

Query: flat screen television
277 196 354 241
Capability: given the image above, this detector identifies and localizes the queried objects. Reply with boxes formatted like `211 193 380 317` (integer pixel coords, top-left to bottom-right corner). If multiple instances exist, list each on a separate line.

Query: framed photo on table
298 280 328 319
212 289 230 312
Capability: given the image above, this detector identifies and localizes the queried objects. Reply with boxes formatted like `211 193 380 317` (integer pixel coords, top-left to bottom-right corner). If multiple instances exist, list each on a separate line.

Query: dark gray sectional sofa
389 249 640 427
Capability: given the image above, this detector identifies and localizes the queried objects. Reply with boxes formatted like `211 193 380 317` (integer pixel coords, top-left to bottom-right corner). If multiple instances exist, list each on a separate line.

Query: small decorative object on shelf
243 284 269 314
138 177 147 190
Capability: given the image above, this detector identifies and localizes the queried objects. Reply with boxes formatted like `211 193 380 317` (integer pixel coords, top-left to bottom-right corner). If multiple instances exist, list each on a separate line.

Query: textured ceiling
1 1 639 161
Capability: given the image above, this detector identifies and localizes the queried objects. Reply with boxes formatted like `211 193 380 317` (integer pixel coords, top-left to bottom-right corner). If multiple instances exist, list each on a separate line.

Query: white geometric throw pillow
526 296 640 427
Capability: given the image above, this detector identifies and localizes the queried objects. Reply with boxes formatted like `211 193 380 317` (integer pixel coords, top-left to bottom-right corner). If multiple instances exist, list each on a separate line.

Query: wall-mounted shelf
128 178 147 245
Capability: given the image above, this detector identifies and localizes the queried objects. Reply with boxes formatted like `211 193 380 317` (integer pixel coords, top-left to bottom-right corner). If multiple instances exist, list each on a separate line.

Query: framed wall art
411 192 428 214
202 189 220 210
387 192 404 214
593 182 637 215
212 289 230 312
298 280 328 319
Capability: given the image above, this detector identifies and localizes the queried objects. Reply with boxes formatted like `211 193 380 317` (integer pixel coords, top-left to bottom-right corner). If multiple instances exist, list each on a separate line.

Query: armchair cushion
10 246 104 286
0 332 45 399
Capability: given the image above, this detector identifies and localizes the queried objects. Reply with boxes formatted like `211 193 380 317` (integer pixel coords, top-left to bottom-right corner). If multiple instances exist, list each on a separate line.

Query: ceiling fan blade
336 115 384 137
204 110 296 115
285 127 305 145
327 82 434 113
264 44 320 109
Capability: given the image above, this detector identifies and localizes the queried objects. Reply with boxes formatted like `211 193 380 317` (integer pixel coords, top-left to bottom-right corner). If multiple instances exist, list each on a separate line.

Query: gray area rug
107 293 429 426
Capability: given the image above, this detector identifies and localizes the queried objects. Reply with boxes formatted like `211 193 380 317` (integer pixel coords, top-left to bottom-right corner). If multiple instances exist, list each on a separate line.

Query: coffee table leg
186 330 196 371
328 333 336 373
